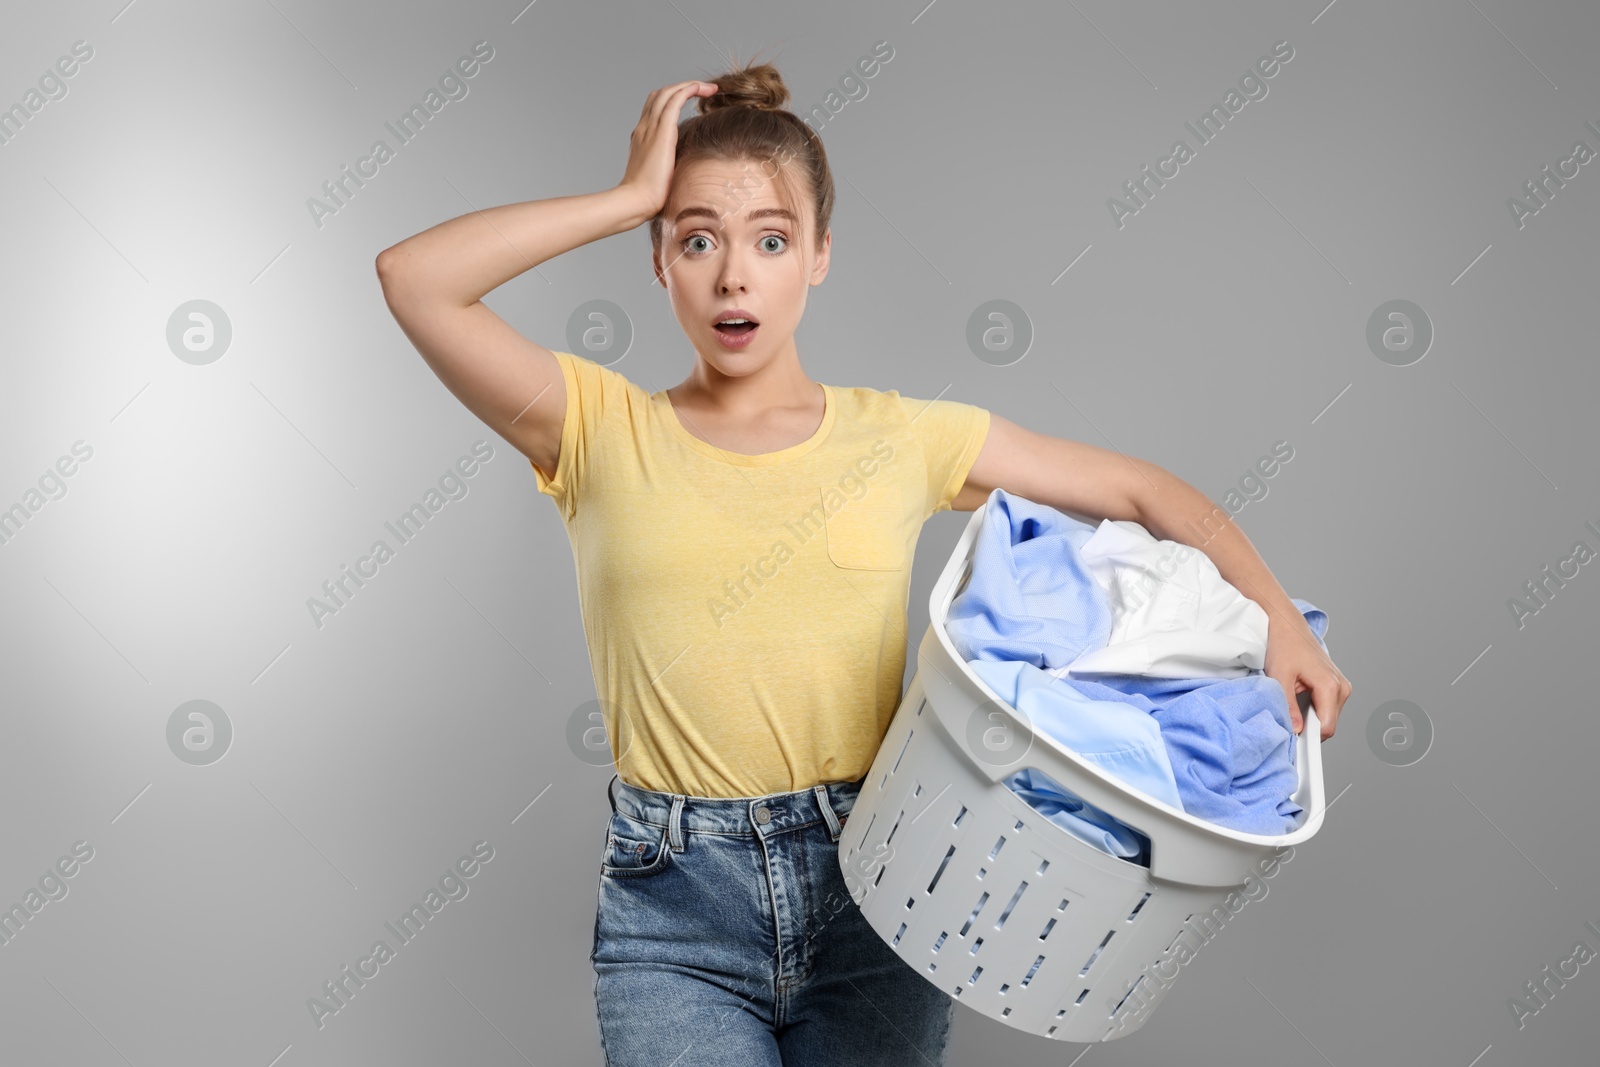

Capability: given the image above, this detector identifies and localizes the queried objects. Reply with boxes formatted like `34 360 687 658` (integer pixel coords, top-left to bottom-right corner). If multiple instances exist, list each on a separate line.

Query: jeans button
754 805 772 825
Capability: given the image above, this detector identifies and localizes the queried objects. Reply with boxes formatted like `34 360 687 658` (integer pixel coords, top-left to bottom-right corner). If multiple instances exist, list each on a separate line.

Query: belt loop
607 773 619 816
668 794 686 852
814 784 843 843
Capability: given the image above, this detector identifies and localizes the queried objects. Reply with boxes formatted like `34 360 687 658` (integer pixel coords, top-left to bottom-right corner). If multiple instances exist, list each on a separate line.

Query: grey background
2 0 1596 1064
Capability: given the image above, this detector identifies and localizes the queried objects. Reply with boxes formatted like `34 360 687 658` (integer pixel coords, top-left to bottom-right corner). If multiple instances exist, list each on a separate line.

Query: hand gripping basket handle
919 502 1327 888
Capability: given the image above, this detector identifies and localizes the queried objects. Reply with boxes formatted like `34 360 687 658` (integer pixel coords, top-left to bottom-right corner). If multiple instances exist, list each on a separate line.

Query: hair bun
698 59 790 114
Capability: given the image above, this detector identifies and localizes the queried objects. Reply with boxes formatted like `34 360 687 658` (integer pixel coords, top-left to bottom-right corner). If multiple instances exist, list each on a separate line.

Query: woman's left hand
1263 612 1350 741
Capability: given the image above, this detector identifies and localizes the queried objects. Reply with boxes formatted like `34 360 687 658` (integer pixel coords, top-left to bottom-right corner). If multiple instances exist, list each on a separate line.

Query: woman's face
653 156 831 377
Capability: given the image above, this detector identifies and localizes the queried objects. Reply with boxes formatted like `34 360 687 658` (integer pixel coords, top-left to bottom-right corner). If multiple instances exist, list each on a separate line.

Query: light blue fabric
947 489 1330 844
968 658 1181 865
1081 601 1331 793
967 658 1184 812
1063 644 1311 837
945 489 1109 669
1004 768 1152 867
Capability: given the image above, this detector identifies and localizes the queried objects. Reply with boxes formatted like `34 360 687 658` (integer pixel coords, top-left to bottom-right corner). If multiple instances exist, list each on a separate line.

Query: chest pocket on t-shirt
821 486 908 571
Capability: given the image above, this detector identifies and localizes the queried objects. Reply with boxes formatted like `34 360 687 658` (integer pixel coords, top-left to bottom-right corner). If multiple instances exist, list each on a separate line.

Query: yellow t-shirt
532 349 991 798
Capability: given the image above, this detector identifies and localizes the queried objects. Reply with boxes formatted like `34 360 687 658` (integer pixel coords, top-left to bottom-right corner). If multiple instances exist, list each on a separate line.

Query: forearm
1130 467 1303 629
376 185 654 306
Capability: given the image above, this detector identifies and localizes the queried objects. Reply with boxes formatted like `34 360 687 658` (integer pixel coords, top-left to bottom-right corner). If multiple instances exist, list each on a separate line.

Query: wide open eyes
679 232 789 256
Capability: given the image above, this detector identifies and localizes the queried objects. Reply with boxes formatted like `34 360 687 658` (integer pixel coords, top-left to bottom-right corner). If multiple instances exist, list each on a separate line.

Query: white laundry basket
836 500 1327 1043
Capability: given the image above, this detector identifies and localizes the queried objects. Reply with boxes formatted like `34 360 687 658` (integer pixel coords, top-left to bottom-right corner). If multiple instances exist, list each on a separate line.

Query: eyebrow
672 206 797 227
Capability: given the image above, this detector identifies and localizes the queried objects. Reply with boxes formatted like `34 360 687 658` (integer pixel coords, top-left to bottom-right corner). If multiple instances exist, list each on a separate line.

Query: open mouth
714 319 759 336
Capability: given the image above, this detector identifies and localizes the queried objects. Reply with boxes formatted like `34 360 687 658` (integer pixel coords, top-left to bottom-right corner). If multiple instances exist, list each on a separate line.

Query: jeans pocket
600 812 674 879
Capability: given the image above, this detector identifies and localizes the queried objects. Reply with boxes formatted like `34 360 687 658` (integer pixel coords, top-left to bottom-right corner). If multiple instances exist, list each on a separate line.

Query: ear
810 228 831 286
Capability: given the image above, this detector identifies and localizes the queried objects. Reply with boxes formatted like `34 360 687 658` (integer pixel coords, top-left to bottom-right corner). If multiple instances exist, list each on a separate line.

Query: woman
376 60 1350 1067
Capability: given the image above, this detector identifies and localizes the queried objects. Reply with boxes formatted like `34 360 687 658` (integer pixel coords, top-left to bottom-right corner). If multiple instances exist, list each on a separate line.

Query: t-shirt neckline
654 382 836 466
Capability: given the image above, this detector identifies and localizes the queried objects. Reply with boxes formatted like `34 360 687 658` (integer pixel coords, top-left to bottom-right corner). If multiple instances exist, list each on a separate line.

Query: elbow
375 245 408 289
375 249 431 308
376 245 454 306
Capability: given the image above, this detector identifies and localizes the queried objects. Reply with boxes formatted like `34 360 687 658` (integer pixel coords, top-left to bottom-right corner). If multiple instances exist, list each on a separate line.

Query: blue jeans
591 773 955 1066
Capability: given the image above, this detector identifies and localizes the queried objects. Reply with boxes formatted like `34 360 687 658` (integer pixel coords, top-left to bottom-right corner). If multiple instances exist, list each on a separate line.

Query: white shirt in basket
1048 519 1270 680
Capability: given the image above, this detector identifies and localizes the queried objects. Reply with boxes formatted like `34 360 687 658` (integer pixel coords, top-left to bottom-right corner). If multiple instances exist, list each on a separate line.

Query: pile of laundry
945 489 1330 867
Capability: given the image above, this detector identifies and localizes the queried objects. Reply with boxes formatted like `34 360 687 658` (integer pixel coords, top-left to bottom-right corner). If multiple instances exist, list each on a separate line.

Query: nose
717 248 747 294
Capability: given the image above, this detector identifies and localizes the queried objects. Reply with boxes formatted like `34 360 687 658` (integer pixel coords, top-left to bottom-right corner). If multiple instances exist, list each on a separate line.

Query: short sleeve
896 394 992 518
530 350 629 522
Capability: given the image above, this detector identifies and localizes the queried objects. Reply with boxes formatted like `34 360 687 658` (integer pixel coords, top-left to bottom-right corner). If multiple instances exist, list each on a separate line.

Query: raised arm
375 186 651 476
375 79 717 476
